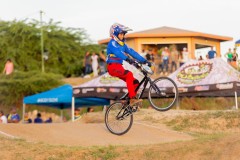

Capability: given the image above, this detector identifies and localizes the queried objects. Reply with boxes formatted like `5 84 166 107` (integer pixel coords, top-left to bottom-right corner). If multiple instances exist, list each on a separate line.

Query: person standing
99 50 107 75
225 48 233 64
170 46 179 72
2 58 14 75
83 51 92 75
91 52 99 77
208 47 216 59
161 47 170 75
182 47 189 64
232 48 238 68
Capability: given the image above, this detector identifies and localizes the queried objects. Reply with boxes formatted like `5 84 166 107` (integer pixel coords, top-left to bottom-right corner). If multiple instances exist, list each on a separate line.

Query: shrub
0 71 64 109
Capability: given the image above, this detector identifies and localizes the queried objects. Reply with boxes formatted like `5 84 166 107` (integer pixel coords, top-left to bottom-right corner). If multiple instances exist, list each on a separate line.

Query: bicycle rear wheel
148 77 178 111
105 102 133 135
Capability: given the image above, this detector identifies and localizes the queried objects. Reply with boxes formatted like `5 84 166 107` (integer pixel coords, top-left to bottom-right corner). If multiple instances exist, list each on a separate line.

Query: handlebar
132 61 154 75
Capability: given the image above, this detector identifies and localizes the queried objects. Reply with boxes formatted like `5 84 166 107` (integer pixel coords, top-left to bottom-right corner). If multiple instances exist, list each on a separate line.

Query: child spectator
2 58 14 75
34 113 43 123
45 117 52 123
0 110 7 124
7 107 20 123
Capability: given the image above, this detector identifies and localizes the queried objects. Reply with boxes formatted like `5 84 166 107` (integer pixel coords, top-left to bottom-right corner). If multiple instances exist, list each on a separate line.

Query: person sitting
23 113 32 123
7 107 20 123
74 108 81 120
0 110 7 124
45 117 52 123
34 113 43 123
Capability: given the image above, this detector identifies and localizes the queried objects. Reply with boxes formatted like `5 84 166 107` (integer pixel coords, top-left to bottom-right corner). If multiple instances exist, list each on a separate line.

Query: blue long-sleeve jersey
106 39 146 64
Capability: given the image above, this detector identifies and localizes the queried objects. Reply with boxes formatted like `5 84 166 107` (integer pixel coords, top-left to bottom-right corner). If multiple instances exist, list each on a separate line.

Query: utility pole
40 10 45 73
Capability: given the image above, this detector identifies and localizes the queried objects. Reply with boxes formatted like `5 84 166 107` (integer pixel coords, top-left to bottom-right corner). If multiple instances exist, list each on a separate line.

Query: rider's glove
126 58 135 65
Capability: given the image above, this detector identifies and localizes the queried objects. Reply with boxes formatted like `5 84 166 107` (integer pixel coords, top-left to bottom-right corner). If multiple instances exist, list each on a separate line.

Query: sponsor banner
82 88 95 94
109 88 121 93
194 85 210 91
216 83 233 90
37 98 58 103
96 88 107 93
99 75 121 84
177 62 213 84
178 87 188 93
73 88 80 94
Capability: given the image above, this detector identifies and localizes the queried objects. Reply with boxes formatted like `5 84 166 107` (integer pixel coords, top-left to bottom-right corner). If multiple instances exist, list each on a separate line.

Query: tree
0 19 106 76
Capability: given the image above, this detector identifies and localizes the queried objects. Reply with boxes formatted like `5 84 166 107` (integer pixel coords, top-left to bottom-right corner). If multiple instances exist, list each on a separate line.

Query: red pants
107 63 139 98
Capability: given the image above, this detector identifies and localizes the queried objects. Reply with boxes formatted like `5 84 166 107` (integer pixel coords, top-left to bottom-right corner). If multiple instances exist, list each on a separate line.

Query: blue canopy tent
23 84 109 122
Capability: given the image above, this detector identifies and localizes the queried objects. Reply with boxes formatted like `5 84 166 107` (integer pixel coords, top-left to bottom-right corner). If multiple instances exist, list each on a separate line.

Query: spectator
91 52 99 77
198 55 203 61
208 47 216 59
2 58 14 75
179 52 185 67
232 48 238 68
206 54 209 59
225 48 233 64
99 50 107 75
23 113 32 123
7 107 20 123
45 117 52 123
74 108 81 120
161 47 170 75
170 46 179 72
0 110 7 124
83 51 92 75
34 113 43 123
145 49 154 62
140 49 147 58
181 47 189 64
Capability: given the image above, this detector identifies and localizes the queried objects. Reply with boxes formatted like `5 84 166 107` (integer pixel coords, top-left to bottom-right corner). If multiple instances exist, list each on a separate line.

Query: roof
98 26 233 44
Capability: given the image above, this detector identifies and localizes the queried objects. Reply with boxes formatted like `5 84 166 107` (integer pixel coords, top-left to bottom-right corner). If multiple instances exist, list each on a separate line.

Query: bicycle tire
105 102 133 135
148 77 178 111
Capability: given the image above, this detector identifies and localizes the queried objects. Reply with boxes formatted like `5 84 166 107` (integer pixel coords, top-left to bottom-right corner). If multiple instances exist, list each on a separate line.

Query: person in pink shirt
3 59 14 75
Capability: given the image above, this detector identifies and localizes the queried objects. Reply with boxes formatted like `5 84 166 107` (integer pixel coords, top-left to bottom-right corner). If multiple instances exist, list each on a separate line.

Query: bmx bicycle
105 61 178 135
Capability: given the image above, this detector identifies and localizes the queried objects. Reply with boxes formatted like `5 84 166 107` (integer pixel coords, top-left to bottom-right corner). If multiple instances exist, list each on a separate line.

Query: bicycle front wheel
148 77 178 111
105 102 133 135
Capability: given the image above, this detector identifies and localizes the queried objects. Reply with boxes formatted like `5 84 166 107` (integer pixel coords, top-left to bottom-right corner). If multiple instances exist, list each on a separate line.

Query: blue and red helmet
109 23 132 39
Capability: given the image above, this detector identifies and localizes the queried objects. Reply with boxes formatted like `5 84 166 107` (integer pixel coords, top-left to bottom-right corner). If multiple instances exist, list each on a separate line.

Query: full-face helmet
109 23 132 45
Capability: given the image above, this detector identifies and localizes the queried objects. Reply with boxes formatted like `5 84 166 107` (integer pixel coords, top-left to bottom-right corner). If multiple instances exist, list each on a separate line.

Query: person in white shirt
0 110 8 124
182 47 189 63
91 52 99 77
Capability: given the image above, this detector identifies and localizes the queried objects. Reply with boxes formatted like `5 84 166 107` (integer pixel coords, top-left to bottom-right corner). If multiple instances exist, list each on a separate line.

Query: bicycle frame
119 73 158 100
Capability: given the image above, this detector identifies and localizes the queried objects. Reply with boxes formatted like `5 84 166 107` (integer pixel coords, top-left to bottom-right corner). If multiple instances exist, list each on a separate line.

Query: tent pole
60 109 63 122
22 103 26 123
72 97 75 122
235 91 238 110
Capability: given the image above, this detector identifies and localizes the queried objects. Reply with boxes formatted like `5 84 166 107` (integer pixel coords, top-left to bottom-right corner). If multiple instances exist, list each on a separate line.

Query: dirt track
0 121 192 146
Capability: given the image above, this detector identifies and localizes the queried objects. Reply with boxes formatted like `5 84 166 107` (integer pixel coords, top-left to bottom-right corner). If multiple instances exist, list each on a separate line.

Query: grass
164 110 240 133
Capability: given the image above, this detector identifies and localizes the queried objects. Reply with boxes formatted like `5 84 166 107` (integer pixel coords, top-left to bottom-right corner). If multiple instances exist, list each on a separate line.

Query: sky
1 0 240 54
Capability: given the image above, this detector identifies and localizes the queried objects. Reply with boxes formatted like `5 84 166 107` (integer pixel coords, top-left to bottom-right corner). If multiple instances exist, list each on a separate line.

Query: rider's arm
124 45 147 63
